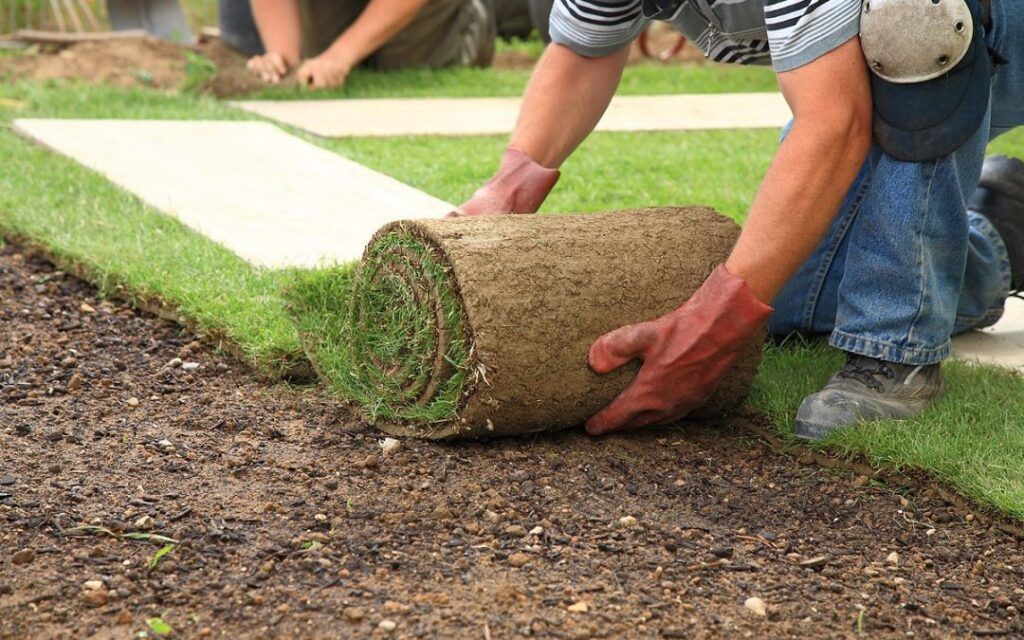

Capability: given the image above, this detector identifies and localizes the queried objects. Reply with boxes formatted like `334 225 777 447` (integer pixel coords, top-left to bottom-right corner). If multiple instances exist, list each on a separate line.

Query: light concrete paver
231 93 792 138
13 119 452 268
952 297 1024 371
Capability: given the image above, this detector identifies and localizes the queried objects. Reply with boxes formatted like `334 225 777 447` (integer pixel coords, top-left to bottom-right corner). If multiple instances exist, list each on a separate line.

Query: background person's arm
246 0 302 83
297 0 430 89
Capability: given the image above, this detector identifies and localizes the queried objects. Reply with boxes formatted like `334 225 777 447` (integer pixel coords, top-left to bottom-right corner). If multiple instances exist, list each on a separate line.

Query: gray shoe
794 353 945 440
969 155 1024 290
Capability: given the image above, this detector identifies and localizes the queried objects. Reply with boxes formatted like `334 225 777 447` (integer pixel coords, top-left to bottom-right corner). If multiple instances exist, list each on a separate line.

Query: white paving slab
13 119 452 269
952 297 1024 371
231 93 792 138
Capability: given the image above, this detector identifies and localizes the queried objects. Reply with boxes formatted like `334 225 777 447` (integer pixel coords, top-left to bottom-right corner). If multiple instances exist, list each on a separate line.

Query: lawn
3 59 1024 520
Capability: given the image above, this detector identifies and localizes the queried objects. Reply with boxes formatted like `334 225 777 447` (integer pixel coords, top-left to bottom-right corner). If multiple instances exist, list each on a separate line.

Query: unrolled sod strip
288 207 765 439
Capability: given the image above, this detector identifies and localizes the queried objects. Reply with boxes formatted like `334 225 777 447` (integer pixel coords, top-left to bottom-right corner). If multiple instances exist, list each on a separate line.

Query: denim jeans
770 0 1024 366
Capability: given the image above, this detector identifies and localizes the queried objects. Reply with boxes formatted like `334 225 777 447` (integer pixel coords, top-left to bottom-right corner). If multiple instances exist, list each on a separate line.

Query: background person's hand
246 52 291 84
296 54 354 90
450 147 560 217
585 266 772 435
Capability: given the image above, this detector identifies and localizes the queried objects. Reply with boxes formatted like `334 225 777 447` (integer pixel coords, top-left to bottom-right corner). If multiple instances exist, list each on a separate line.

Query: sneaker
969 155 1024 290
794 353 945 440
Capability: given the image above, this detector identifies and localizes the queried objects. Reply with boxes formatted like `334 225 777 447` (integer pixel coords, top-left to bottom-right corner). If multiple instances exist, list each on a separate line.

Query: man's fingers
269 52 288 76
588 322 655 375
584 386 652 435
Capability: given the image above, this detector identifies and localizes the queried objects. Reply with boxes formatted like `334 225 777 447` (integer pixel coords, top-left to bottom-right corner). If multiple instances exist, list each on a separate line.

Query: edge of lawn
4 78 1024 523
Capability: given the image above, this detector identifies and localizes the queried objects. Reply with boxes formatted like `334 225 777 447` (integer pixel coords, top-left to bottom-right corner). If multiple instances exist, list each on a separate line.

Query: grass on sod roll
286 233 473 427
3 77 1024 517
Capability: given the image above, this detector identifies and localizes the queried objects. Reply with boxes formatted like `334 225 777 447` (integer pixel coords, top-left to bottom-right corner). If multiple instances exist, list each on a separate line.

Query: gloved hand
450 147 560 217
586 265 772 435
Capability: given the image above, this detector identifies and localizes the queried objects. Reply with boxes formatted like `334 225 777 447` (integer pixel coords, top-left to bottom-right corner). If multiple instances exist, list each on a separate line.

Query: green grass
3 73 1024 519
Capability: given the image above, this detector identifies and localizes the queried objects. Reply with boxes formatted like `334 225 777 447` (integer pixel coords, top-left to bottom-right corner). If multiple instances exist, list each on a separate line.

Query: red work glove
586 265 772 435
450 147 560 217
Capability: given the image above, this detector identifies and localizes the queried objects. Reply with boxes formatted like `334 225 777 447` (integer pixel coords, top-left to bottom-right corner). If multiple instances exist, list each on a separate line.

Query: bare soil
0 33 705 97
3 243 1024 639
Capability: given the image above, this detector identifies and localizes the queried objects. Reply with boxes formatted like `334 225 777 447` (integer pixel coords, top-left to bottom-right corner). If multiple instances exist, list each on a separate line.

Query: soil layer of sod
4 244 1024 638
288 208 763 439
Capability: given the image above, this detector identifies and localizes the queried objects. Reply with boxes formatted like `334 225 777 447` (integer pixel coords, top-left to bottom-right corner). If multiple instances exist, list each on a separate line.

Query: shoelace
838 357 894 392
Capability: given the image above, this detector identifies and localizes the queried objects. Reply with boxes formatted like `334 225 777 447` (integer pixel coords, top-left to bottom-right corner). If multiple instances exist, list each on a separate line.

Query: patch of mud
0 35 266 97
2 243 1024 638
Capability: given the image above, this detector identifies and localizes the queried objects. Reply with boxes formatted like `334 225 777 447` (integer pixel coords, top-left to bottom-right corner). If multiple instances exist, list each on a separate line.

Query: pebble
380 438 402 456
11 549 35 565
343 607 365 622
508 552 531 568
157 439 173 451
505 524 528 538
115 610 133 625
362 454 379 469
744 597 767 617
67 373 84 392
852 475 870 487
79 302 96 314
618 515 638 528
710 546 734 559
567 601 589 613
126 397 139 408
0 476 14 486
182 362 201 372
82 588 109 607
926 528 937 537
165 357 183 369
82 580 103 590
886 551 900 565
528 526 544 536
799 555 829 570
378 620 397 632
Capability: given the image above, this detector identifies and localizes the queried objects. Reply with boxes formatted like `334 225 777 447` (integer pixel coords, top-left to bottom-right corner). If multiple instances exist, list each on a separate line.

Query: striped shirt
549 0 862 72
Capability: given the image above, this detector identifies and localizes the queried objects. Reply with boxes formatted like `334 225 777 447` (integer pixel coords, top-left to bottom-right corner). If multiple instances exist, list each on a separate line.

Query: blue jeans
770 0 1024 366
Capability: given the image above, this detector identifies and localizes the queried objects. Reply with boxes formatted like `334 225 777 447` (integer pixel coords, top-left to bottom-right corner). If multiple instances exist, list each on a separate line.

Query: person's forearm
250 0 301 64
322 0 429 68
725 115 871 302
509 44 630 168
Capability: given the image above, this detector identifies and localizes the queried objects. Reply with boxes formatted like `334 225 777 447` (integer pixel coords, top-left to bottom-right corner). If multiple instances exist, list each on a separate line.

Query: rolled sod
287 207 764 439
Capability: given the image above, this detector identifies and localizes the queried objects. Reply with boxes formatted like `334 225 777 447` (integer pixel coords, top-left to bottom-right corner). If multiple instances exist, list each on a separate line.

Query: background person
218 0 510 89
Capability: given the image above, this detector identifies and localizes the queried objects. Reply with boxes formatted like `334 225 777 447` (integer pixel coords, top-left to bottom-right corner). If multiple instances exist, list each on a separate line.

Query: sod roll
291 207 765 439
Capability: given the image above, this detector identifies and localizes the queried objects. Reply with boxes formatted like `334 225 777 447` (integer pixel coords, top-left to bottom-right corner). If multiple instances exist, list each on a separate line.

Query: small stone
799 555 829 570
505 525 528 538
567 601 589 613
181 362 200 372
157 439 173 450
82 588 109 607
926 528 937 537
744 597 767 617
618 515 638 528
82 580 103 590
115 610 133 625
886 551 900 565
165 357 183 369
378 619 397 632
67 373 84 393
863 567 880 577
710 546 734 559
508 552 530 568
383 601 409 614
362 454 379 469
315 513 328 521
79 302 96 314
852 475 870 487
528 526 544 536
483 510 501 523
11 549 35 565
0 476 14 486
126 397 139 408
133 515 153 530
898 496 911 508
380 438 402 456
343 607 365 622
965 513 976 522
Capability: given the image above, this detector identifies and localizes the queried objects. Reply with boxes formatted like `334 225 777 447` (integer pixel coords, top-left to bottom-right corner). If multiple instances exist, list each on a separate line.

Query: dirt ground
0 32 704 97
4 246 1024 640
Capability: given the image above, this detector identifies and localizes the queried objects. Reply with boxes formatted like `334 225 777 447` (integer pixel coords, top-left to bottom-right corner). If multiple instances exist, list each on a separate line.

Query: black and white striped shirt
549 0 861 72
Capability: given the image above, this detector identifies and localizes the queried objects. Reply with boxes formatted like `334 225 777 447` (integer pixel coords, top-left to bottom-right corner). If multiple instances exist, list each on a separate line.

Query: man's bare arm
725 37 873 302
509 43 631 168
247 0 302 82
